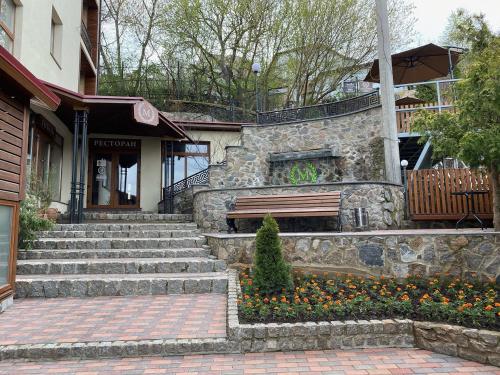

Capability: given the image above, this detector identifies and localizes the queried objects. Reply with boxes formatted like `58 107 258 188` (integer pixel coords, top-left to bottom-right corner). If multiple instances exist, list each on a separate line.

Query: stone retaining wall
194 182 403 232
209 231 499 281
414 321 500 366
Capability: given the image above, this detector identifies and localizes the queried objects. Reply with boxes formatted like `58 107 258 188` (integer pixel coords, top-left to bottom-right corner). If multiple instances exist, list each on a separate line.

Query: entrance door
88 140 141 209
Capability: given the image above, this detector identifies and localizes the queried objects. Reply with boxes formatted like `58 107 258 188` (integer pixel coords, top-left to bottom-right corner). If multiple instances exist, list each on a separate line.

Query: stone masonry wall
209 107 385 189
414 321 500 366
207 231 499 281
194 182 403 232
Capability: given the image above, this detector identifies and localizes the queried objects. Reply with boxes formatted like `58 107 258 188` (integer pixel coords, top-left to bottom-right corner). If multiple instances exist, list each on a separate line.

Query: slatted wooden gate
406 168 493 220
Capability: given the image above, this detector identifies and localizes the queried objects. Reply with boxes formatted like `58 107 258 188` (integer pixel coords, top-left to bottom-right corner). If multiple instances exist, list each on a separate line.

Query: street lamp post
252 62 261 123
400 159 409 220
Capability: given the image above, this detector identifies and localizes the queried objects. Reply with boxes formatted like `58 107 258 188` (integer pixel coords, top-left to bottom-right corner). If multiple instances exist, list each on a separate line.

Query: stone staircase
15 219 228 299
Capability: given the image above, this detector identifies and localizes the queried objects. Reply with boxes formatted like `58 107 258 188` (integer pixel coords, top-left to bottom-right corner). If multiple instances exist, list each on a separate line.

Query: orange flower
494 302 500 307
401 294 410 301
303 297 309 304
244 294 250 300
280 296 287 303
271 296 277 302
263 297 269 304
485 305 493 311
247 279 253 286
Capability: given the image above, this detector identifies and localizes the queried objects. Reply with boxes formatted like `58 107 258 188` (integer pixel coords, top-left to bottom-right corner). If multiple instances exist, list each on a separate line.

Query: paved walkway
0 295 226 344
0 348 498 374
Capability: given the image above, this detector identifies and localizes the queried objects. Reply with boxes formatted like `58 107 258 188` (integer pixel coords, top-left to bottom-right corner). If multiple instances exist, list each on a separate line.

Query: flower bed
238 271 499 330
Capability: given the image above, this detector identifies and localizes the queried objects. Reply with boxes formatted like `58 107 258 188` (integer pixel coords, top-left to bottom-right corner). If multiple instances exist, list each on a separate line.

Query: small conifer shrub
252 214 293 293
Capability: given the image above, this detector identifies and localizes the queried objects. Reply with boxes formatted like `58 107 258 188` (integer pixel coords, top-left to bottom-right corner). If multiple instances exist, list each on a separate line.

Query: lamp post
400 159 409 220
252 62 261 123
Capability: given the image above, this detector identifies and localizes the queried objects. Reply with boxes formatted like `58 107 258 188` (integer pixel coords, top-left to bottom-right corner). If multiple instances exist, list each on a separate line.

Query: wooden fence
406 168 493 220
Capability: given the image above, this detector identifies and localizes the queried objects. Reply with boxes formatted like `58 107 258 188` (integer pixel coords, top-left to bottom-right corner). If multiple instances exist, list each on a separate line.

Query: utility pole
375 0 401 184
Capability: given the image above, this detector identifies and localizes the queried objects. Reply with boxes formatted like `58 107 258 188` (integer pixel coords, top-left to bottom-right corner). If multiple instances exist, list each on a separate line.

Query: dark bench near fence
226 192 342 232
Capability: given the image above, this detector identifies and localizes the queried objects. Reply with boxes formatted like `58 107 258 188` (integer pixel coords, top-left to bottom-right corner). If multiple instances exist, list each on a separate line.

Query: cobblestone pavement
0 348 498 374
0 295 226 345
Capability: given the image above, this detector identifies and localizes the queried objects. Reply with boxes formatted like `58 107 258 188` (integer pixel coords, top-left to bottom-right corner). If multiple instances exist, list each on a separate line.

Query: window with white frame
50 7 62 66
0 0 15 52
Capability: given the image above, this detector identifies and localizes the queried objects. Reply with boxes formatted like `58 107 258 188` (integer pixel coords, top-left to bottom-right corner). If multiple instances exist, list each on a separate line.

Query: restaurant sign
91 138 141 149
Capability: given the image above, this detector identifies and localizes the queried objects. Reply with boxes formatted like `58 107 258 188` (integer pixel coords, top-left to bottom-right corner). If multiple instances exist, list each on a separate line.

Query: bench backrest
232 192 341 211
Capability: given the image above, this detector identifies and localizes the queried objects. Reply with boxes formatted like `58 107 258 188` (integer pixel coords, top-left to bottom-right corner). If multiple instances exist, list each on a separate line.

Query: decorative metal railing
257 91 381 125
159 168 209 213
81 21 93 56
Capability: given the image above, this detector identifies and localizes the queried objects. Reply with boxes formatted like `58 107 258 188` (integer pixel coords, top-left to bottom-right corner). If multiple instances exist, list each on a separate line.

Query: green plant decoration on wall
289 161 318 185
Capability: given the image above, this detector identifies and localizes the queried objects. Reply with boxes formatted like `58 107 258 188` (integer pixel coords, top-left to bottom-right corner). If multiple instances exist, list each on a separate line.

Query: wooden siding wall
407 168 493 220
0 90 28 202
396 102 452 133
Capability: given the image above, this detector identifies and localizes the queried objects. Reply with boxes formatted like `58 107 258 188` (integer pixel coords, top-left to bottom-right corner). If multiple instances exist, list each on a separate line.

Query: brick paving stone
0 294 226 345
0 348 499 374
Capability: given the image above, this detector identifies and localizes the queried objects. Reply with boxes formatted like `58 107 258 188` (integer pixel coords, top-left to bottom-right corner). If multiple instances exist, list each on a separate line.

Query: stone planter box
227 270 500 365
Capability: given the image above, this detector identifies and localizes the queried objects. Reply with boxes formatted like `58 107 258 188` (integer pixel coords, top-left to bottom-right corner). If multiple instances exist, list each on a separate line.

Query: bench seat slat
227 207 339 219
236 192 340 200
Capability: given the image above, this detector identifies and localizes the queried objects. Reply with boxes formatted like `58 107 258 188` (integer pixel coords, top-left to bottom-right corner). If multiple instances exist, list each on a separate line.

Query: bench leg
226 218 238 233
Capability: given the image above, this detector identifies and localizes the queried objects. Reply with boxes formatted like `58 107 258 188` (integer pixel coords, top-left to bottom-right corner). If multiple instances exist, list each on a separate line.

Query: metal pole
70 112 80 223
447 47 454 79
77 110 88 223
170 141 174 214
436 81 442 112
254 73 259 124
403 166 408 219
163 141 168 214
375 0 402 184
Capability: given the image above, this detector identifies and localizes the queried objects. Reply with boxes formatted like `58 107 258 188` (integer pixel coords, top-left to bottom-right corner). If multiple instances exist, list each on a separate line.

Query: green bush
19 195 54 250
252 214 293 294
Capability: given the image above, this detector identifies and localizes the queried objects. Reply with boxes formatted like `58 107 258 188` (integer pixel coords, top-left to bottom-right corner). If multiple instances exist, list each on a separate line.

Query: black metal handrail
258 91 381 125
159 168 209 214
81 21 93 57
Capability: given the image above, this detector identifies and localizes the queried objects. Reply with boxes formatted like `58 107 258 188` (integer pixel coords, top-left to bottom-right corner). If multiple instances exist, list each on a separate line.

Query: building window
161 142 210 187
50 7 62 66
0 0 15 52
28 115 64 202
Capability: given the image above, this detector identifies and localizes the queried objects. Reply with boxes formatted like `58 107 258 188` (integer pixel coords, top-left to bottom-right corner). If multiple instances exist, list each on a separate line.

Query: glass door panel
0 205 13 287
116 153 138 206
91 153 113 206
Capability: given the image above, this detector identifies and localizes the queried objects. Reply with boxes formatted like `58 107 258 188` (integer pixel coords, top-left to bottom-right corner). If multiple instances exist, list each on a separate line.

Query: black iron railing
81 21 93 56
257 91 381 125
159 168 209 213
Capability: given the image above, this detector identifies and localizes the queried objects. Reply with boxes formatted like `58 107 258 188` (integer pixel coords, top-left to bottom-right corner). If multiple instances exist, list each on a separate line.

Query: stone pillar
375 0 401 184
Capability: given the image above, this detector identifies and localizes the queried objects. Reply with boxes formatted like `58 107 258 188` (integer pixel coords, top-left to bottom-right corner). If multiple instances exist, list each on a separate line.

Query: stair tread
20 247 207 252
18 257 217 264
35 237 204 241
16 272 228 281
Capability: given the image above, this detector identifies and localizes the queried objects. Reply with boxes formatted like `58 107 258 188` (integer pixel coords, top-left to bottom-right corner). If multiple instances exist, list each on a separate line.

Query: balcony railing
395 78 460 134
80 21 93 57
257 91 381 125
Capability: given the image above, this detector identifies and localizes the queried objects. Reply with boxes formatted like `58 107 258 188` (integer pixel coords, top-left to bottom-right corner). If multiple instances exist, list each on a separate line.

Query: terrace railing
257 91 381 125
395 79 460 134
80 21 93 57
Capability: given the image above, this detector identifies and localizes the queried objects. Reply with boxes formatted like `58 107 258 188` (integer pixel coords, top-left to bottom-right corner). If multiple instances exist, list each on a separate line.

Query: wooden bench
226 192 342 232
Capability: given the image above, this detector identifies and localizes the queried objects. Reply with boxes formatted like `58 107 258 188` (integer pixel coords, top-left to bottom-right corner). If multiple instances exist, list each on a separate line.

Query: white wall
185 130 241 164
13 0 82 92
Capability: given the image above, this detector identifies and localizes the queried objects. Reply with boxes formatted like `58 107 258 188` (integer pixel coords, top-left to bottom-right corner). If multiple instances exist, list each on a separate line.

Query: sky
411 0 500 46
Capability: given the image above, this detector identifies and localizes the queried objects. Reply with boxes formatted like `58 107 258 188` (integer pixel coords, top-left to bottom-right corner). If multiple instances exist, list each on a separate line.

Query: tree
414 16 500 230
253 214 293 294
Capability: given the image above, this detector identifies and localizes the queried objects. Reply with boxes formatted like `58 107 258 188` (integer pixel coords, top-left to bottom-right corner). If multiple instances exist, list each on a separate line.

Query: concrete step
52 223 198 231
37 229 201 239
79 213 193 222
17 247 211 260
17 257 226 275
0 337 234 361
32 237 207 250
15 272 228 298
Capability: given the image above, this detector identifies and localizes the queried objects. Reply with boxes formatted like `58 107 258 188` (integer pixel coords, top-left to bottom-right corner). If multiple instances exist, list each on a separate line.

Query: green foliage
19 195 54 250
252 214 293 294
414 84 437 102
289 162 318 185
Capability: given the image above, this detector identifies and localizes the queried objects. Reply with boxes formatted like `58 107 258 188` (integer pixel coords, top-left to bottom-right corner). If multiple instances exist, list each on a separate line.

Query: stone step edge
34 237 205 242
17 257 219 264
0 338 236 362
